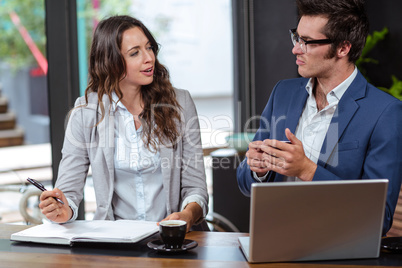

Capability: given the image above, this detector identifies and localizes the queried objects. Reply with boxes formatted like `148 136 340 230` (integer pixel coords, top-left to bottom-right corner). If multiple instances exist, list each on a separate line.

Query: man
237 0 402 235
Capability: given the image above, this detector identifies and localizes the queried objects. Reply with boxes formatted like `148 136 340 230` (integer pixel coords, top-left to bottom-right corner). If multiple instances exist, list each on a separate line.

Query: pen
27 177 65 205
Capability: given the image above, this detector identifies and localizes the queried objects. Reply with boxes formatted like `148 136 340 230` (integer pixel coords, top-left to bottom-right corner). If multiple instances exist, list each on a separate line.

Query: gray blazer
55 89 208 225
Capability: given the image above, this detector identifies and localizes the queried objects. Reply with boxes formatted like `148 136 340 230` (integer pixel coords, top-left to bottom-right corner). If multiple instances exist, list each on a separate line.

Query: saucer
147 239 198 252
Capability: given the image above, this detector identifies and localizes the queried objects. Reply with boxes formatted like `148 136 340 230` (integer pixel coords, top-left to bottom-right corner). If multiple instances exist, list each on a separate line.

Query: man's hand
260 128 317 181
39 188 72 223
246 140 271 177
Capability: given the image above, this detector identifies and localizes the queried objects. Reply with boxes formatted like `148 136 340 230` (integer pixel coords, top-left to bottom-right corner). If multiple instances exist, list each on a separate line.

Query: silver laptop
239 179 388 263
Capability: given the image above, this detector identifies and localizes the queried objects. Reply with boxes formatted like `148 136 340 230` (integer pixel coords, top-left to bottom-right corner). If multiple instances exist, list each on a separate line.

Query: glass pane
77 0 233 143
0 0 51 224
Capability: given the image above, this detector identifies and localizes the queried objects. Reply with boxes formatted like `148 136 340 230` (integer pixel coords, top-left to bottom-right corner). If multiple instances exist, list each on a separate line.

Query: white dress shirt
111 93 166 221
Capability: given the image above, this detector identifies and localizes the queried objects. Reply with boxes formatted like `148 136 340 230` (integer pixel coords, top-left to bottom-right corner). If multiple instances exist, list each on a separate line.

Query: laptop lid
239 179 388 263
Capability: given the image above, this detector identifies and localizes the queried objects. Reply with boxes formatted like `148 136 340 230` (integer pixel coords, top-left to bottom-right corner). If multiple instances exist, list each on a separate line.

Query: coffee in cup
159 220 187 249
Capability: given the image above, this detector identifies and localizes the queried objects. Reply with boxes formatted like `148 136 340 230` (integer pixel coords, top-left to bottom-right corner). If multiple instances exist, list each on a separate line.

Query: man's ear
337 41 352 59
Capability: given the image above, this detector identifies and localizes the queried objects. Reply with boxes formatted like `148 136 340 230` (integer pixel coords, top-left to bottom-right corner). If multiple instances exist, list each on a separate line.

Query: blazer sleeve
177 89 209 220
54 97 92 221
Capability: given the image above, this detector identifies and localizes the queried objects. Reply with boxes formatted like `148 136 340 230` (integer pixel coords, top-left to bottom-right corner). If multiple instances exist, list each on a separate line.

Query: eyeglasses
289 28 333 53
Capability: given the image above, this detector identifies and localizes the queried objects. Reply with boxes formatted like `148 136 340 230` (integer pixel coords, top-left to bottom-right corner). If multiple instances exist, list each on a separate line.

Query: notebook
239 179 388 263
11 220 159 246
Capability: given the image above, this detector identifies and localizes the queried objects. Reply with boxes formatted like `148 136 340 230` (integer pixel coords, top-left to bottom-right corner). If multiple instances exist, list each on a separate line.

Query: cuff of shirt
252 171 269 182
64 197 78 223
181 194 208 225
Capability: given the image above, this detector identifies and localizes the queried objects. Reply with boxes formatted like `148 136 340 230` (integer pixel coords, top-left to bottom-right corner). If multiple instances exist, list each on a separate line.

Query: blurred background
0 0 401 234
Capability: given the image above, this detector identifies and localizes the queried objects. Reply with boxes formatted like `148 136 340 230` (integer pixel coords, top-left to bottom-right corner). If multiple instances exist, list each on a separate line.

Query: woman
39 15 209 231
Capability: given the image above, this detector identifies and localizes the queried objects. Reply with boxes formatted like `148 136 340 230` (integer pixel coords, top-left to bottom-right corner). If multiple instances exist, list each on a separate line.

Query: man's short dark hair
296 0 369 63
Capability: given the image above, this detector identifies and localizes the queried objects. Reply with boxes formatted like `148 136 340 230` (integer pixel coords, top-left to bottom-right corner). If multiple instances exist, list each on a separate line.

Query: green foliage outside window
0 0 133 71
356 27 402 100
0 0 46 70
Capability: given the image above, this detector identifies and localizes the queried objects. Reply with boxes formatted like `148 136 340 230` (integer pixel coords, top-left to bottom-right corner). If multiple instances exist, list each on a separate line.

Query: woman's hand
159 202 203 232
38 188 72 223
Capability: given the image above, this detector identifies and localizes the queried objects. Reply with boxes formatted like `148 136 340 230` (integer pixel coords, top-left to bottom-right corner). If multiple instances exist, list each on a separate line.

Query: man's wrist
299 161 317 181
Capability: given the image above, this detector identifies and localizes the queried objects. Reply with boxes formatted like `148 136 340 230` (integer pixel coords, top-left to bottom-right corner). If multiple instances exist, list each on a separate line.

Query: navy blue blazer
237 71 402 235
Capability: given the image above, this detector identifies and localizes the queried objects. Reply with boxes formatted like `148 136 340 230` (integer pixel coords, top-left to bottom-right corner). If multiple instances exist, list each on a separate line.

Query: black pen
27 178 65 205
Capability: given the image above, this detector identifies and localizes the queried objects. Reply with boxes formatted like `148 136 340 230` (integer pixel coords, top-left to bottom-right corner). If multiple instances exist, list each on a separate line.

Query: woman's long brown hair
85 15 181 151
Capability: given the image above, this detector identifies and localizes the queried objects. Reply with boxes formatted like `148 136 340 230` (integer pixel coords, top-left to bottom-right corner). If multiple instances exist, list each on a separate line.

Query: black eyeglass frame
290 28 333 46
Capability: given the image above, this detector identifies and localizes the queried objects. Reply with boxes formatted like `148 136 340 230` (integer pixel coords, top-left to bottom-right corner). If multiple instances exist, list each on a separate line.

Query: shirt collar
305 66 358 103
111 92 126 112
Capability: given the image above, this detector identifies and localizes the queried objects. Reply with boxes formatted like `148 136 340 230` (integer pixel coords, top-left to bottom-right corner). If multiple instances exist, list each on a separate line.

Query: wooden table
0 224 401 268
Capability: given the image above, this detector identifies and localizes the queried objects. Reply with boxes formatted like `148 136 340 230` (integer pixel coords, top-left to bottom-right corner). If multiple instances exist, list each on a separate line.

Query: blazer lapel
318 71 366 166
160 146 173 184
287 83 308 134
318 97 358 166
98 96 115 175
160 145 174 212
97 96 115 217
